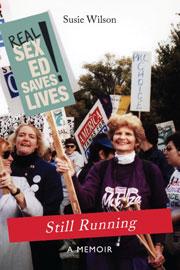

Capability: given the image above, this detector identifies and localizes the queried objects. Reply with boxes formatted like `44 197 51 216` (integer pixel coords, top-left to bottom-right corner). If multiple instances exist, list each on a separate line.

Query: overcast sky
0 0 179 114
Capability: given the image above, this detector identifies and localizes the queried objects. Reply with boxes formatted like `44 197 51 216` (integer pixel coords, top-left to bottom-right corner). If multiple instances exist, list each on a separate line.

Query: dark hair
165 131 180 151
43 147 52 162
88 133 114 162
143 123 159 146
64 137 76 146
51 150 57 159
0 137 12 155
93 132 113 149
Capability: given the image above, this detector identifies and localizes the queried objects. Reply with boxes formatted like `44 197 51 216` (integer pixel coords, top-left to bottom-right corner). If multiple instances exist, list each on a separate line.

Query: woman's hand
0 170 17 194
0 169 27 209
148 244 165 268
56 155 75 177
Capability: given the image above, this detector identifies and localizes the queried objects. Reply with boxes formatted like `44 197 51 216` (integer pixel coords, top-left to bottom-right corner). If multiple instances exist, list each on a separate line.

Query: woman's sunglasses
2 150 12 159
65 144 75 149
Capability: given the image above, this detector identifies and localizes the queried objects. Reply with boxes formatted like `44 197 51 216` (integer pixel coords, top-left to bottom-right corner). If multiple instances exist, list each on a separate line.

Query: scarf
115 151 136 164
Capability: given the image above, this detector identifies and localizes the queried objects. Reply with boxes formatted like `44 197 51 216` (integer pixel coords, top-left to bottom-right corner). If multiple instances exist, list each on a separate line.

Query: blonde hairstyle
107 113 145 144
10 124 46 157
0 137 12 156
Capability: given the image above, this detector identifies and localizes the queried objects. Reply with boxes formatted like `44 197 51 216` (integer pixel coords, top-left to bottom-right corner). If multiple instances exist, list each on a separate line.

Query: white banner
110 94 121 114
0 66 24 114
53 108 70 141
67 117 74 137
130 51 151 112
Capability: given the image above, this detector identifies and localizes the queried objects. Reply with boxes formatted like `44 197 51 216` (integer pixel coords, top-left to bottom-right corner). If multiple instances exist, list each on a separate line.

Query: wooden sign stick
133 203 165 270
112 204 155 257
133 203 157 253
0 158 9 194
113 201 165 269
46 111 81 214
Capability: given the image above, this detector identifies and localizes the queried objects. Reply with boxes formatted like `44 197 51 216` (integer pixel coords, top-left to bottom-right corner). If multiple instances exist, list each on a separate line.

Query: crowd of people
0 113 180 270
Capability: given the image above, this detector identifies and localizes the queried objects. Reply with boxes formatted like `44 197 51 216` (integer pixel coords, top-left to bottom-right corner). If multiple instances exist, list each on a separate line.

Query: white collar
115 151 136 164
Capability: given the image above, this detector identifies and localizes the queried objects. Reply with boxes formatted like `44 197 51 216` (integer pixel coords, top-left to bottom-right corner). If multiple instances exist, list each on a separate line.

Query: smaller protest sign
130 52 151 112
110 95 130 115
110 95 121 114
67 117 74 137
117 95 130 115
156 120 176 150
53 108 71 141
0 66 24 114
75 100 108 162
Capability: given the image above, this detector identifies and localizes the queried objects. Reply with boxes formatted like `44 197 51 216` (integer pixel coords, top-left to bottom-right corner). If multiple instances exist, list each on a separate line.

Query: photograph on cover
0 0 180 269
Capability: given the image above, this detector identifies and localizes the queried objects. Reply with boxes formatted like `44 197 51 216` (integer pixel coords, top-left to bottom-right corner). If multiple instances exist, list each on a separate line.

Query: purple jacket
73 156 167 257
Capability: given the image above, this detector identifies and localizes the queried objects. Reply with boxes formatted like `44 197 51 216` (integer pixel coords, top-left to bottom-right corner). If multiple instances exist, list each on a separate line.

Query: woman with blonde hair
10 123 46 157
56 113 167 270
0 137 43 270
10 123 63 270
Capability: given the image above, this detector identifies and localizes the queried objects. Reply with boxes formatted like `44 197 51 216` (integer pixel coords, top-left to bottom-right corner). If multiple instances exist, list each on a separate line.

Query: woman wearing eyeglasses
56 113 167 270
59 137 85 252
163 132 180 270
60 137 84 215
64 137 84 175
0 137 43 270
10 124 63 270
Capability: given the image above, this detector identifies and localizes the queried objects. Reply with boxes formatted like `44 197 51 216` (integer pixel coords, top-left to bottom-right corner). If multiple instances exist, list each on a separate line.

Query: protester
10 124 63 270
59 137 85 256
0 137 43 270
60 137 84 214
65 137 84 175
56 113 167 270
77 132 115 269
163 131 180 270
78 132 115 184
164 131 180 207
139 123 174 185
